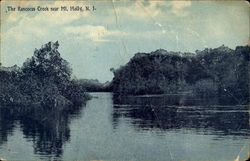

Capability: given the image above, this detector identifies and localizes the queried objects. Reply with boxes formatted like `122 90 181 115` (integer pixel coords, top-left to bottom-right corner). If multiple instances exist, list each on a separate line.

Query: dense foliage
110 45 249 104
0 42 89 109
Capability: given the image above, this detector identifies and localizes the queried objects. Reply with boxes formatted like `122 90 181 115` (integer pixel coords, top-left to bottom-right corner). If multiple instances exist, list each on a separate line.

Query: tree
22 41 72 84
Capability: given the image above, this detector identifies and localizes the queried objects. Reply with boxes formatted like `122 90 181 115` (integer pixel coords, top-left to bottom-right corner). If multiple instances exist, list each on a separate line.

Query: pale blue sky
1 1 249 82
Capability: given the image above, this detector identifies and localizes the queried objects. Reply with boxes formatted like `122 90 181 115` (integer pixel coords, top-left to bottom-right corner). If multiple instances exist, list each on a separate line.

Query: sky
1 0 249 83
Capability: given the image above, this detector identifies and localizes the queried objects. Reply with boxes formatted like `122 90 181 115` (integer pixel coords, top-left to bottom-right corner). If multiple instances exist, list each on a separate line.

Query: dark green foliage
111 50 197 95
110 45 249 104
0 42 89 109
0 66 24 106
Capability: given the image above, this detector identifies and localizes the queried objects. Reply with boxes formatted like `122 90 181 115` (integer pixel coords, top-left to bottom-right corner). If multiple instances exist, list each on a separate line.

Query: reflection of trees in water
0 105 84 159
0 108 17 146
112 95 249 136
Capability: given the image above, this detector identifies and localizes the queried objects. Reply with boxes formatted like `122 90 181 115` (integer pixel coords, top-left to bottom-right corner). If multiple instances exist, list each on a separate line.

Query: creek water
0 92 249 161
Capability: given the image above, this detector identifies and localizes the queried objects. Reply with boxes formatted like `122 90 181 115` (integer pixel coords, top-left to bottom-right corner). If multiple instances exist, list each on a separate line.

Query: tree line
1 42 249 107
110 45 249 104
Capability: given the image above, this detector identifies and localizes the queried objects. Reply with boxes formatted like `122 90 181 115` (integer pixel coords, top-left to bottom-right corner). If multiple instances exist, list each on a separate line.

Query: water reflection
0 93 249 160
0 105 84 159
112 94 249 136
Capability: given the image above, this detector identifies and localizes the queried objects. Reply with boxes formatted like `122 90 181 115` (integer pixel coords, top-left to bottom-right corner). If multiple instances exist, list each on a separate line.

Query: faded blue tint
1 1 249 82
0 93 249 161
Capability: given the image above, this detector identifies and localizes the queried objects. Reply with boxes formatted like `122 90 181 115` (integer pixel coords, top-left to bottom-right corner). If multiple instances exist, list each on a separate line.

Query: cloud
2 0 192 43
1 0 93 43
2 19 46 42
63 25 126 42
171 0 192 9
112 0 191 19
114 1 162 18
170 0 192 16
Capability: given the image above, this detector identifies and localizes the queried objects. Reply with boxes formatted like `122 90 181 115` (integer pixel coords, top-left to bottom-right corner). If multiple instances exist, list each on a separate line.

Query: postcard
0 0 249 161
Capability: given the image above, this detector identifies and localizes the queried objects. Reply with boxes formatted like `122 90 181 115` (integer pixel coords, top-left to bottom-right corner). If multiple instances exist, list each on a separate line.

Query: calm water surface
0 92 249 161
